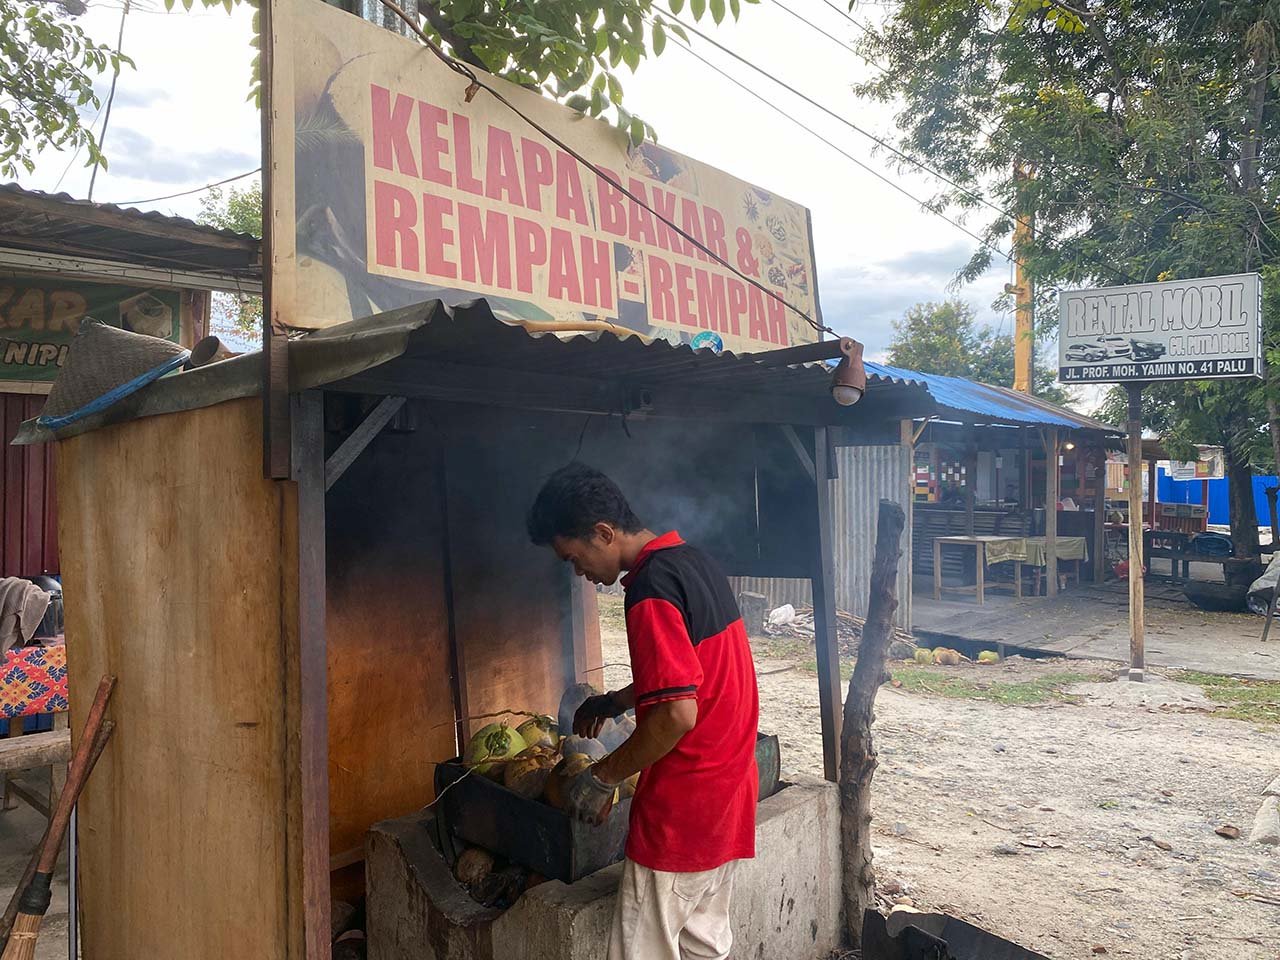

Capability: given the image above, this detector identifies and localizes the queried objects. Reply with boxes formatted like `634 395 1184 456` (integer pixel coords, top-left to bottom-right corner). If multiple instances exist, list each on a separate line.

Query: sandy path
598 607 1280 959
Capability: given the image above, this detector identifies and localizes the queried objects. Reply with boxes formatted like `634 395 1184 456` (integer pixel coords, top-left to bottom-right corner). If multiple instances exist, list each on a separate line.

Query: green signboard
0 277 182 382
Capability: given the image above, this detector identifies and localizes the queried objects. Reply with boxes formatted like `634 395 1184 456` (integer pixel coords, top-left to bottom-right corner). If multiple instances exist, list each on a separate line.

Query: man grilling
527 462 759 960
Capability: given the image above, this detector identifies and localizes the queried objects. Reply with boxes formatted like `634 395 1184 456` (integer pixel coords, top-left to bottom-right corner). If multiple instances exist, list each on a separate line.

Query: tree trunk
839 500 906 949
1225 444 1261 560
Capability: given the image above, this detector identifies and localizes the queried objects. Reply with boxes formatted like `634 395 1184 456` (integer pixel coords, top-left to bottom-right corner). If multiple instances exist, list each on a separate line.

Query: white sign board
1058 273 1261 384
1168 445 1225 481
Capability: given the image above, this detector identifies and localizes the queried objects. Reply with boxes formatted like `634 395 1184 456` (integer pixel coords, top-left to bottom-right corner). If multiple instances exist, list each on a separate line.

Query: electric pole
1007 164 1035 394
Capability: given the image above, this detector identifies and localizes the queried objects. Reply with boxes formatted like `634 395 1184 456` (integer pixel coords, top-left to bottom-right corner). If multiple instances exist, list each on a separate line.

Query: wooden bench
0 716 70 816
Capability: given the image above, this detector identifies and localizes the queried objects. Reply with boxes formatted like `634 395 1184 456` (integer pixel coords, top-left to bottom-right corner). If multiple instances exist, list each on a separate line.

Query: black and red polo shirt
620 531 759 872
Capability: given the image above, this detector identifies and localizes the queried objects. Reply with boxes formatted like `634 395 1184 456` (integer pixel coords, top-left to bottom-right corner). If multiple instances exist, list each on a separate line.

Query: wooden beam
1126 384 1146 681
324 396 406 491
288 391 331 959
0 729 70 771
781 425 816 482
1093 448 1106 584
964 442 978 536
1046 428 1059 597
0 246 263 294
911 417 933 446
811 426 842 783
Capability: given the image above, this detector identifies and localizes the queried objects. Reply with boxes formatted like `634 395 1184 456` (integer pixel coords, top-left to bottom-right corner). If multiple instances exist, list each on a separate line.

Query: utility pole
1007 164 1035 394
1126 384 1146 681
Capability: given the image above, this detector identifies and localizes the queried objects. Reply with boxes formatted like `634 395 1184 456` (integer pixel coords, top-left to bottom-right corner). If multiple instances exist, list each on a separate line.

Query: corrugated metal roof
0 183 261 277
865 361 1117 433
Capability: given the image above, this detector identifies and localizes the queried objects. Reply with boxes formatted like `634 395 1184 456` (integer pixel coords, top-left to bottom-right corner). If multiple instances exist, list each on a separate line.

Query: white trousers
607 858 737 960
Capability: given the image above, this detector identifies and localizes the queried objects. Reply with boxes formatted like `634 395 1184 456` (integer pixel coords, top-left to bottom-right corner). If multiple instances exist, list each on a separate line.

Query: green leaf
607 72 623 104
690 0 706 19
566 93 590 112
730 0 740 17
670 0 685 13
653 20 667 55
710 0 725 23
629 116 645 147
669 22 689 41
622 44 640 71
594 29 609 56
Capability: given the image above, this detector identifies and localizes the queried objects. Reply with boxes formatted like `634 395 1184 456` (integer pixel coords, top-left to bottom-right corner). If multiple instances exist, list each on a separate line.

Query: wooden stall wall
57 397 301 960
324 399 457 874
1 392 58 576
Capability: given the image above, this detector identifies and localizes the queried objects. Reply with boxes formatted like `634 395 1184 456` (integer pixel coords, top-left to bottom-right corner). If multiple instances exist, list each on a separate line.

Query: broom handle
0 717 115 947
35 675 115 875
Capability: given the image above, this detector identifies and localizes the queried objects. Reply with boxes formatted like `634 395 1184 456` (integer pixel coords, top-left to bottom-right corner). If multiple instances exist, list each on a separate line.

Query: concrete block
370 776 842 960
1249 797 1280 846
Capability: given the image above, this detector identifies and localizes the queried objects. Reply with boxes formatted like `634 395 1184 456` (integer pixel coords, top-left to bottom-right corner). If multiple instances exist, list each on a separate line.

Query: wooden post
1267 485 1279 551
963 439 977 535
1045 428 1059 597
1093 447 1106 583
1127 384 1146 681
839 500 906 949
1021 427 1032 510
812 426 842 783
1147 457 1158 531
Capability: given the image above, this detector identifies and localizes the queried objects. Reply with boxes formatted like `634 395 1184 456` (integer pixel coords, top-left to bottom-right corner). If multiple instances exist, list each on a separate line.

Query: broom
1 675 116 960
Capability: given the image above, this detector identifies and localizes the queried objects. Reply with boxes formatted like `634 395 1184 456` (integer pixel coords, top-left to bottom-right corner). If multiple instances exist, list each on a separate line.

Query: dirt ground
598 596 1280 960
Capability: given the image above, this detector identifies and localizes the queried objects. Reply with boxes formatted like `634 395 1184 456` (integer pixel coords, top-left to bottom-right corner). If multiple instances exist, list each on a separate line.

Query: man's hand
564 763 617 825
573 692 623 738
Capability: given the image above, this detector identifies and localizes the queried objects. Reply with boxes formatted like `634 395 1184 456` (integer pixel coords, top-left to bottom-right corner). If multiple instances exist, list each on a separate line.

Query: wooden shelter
19 300 931 960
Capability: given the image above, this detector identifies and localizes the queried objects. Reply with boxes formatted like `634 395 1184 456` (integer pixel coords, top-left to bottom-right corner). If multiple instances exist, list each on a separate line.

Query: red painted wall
1 393 58 577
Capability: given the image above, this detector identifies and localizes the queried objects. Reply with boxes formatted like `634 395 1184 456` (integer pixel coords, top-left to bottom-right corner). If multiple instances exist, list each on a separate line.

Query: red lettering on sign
627 179 658 246
453 114 484 195
766 294 789 346
596 168 627 237
681 198 708 262
703 206 729 263
695 270 728 333
513 217 547 294
520 138 554 213
458 203 512 290
548 228 583 305
373 180 419 271
557 153 590 226
726 277 747 336
649 187 690 257
371 85 419 177
422 193 458 280
485 127 524 207
648 253 675 323
418 101 452 187
674 262 697 327
747 286 770 342
581 237 613 310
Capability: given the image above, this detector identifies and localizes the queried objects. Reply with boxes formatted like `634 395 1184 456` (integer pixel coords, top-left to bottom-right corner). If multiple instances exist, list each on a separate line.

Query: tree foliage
859 0 1280 554
198 180 263 340
0 0 131 179
887 299 1072 405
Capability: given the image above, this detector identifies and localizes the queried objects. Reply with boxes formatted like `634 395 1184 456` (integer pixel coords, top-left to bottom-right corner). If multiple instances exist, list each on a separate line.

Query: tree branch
1053 1 1127 101
419 0 487 70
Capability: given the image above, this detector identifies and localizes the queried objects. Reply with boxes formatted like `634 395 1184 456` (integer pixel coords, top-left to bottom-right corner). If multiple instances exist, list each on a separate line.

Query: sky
19 0 1065 389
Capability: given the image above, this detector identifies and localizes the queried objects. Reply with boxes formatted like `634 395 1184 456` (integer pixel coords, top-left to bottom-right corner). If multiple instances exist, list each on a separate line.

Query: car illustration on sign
1129 338 1166 361
1064 343 1107 362
1096 336 1133 358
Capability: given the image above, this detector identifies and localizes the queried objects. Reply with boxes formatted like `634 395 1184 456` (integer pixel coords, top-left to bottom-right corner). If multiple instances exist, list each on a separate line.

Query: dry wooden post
839 499 906 948
1092 445 1107 583
1127 384 1146 681
1045 428 1059 597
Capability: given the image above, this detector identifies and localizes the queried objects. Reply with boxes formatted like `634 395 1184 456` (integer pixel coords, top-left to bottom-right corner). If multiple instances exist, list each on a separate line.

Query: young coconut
464 722 528 778
454 847 495 887
516 715 560 751
543 753 595 810
504 751 556 800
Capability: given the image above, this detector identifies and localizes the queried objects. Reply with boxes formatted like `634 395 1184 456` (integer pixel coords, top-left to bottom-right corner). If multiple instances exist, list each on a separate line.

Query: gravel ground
598 599 1280 960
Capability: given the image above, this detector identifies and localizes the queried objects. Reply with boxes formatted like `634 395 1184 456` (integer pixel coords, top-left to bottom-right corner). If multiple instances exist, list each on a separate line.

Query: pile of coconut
447 684 637 906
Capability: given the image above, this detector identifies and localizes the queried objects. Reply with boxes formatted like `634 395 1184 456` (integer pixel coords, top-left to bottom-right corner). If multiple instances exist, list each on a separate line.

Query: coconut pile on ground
445 684 637 909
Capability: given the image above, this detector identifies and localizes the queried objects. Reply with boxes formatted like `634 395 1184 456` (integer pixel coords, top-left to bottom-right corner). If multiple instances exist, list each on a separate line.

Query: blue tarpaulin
1156 469 1279 526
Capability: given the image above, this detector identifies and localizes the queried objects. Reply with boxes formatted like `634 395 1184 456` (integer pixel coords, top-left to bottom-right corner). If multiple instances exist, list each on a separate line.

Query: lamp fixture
1063 440 1076 451
831 338 867 406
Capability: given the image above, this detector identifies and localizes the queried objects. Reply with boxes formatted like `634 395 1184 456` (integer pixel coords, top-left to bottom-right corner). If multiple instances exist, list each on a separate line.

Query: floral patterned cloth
0 643 68 718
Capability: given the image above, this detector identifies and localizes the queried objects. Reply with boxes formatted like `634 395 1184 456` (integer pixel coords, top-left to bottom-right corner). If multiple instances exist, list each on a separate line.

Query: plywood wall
57 397 299 960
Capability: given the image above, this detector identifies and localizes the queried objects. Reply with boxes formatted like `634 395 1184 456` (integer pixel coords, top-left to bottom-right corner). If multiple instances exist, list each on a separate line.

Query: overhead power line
88 0 130 201
117 167 261 205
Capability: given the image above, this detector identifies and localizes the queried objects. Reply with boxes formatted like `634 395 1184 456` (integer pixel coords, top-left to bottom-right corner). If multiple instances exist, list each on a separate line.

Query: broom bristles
1 911 42 960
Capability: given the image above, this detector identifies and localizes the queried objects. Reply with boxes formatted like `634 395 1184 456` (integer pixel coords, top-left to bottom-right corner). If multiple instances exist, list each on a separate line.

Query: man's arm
592 698 696 785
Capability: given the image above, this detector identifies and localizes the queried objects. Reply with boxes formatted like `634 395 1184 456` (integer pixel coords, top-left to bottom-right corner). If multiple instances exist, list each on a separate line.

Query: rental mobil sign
1057 274 1261 384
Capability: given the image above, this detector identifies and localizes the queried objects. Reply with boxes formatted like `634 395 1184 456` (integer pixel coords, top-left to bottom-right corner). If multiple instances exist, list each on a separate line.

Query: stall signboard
1057 273 1261 383
0 277 182 383
1168 445 1226 481
265 0 821 353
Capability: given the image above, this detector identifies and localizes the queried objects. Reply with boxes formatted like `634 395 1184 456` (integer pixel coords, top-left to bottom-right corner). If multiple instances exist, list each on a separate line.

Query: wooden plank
0 728 70 771
288 392 330 960
780 425 816 482
324 396 406 491
58 396 296 960
325 404 457 864
811 426 842 783
1093 450 1106 584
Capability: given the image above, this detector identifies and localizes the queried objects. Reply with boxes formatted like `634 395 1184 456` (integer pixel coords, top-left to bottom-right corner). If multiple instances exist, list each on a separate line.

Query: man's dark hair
527 462 643 545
